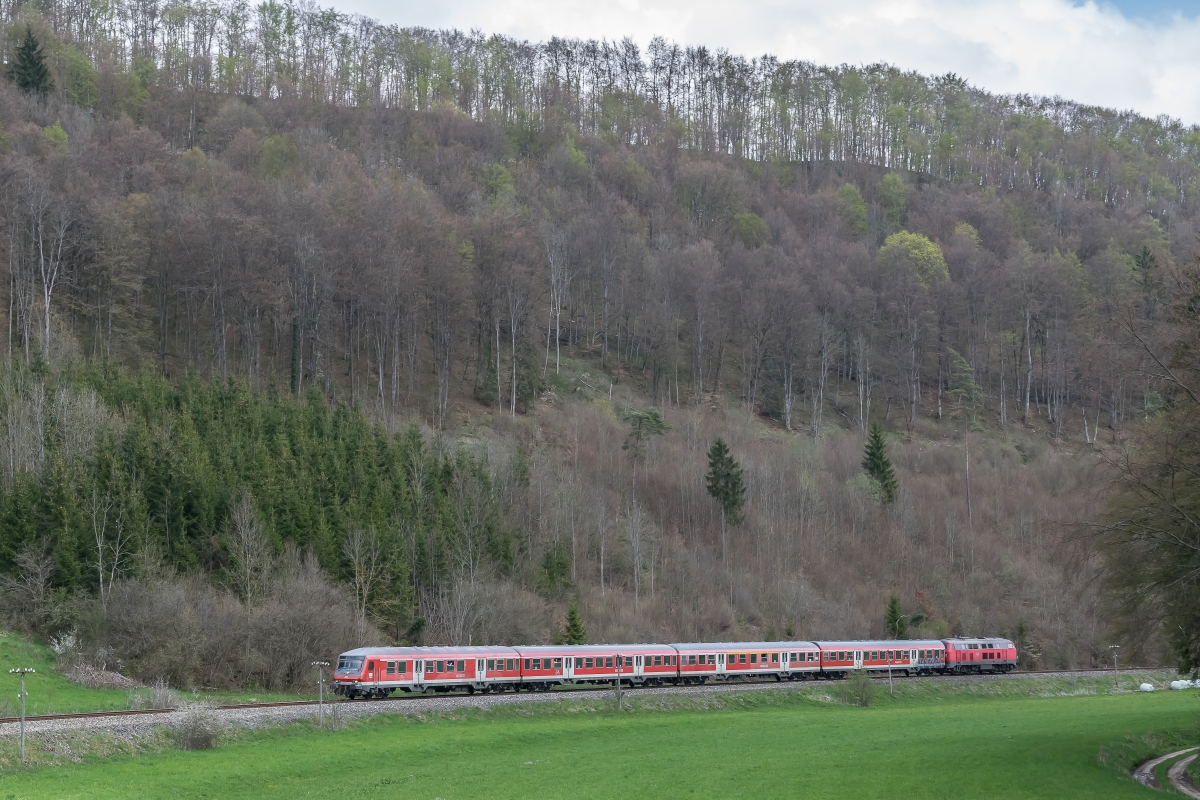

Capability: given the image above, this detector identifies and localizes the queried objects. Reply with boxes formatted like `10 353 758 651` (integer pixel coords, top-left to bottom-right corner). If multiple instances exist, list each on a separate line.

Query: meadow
0 633 311 717
0 673 1195 799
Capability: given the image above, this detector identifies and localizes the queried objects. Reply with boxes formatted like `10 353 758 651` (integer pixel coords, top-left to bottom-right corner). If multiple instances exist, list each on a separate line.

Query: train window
602 657 610 668
651 656 659 666
727 653 735 663
386 662 395 675
433 660 441 673
736 654 744 664
749 654 757 664
458 660 465 671
399 662 408 673
554 658 562 668
425 661 434 673
524 659 531 670
586 657 593 668
487 659 495 670
626 657 634 667
533 658 541 670
772 653 779 663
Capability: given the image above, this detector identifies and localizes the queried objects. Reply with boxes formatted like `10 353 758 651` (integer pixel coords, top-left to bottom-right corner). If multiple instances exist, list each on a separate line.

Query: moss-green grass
2 675 1197 798
0 633 311 716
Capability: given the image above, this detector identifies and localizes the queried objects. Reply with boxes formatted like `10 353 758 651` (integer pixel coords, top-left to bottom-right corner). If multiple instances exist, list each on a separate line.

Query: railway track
0 666 1164 727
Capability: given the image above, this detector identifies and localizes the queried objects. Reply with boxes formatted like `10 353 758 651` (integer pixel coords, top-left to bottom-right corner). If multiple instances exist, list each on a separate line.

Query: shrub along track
0 667 1161 740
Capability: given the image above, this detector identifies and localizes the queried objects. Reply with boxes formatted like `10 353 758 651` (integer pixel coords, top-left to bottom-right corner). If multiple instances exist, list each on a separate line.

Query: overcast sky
326 0 1200 124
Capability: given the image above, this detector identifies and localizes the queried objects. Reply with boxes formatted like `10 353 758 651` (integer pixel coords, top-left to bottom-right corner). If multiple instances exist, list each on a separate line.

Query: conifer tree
885 593 909 639
705 437 746 572
862 419 898 503
564 598 587 644
11 26 52 97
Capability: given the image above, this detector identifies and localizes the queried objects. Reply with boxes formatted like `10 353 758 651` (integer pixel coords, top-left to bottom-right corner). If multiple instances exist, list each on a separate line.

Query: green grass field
1 675 1196 799
0 633 311 717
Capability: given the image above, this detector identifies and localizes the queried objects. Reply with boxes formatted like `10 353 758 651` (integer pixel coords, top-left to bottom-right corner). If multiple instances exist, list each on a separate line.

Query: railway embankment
0 667 1170 743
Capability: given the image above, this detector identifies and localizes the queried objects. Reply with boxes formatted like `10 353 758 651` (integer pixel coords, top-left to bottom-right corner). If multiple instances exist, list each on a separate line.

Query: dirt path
1134 746 1199 789
1168 753 1200 798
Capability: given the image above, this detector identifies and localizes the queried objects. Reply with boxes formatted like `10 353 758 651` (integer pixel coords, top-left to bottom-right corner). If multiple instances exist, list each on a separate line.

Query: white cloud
337 0 1200 123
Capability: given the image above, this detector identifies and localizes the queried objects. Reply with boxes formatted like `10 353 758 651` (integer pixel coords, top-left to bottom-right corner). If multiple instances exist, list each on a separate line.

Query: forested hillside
0 0 1192 685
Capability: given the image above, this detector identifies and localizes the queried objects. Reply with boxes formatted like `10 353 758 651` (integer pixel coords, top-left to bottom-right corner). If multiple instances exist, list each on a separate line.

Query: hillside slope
0 1 1184 679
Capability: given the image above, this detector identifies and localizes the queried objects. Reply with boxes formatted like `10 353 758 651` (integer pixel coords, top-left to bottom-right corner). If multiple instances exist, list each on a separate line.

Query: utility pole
312 661 330 727
10 667 34 761
614 653 623 711
1109 645 1120 690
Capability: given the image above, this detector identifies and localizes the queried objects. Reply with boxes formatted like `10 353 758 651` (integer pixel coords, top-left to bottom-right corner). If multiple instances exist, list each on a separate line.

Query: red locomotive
332 635 1016 698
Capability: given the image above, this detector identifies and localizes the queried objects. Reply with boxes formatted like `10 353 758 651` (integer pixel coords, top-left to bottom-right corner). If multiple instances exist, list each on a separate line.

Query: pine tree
564 598 587 644
885 593 909 639
705 437 746 574
10 26 52 97
861 419 897 503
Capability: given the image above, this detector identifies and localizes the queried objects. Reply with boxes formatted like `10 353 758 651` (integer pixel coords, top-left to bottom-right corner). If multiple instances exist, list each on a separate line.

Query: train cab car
333 647 413 699
942 637 1016 674
333 646 517 698
714 642 818 681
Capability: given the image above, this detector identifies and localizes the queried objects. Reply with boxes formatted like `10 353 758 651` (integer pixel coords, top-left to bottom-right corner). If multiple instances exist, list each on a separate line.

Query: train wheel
467 686 475 695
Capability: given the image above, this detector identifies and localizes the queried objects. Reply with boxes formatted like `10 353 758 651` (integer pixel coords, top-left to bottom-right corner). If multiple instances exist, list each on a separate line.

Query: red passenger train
332 636 1016 699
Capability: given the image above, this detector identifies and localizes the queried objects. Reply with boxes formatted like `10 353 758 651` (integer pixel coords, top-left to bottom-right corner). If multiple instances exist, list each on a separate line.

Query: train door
634 655 644 679
716 652 727 678
414 659 424 687
477 659 486 682
564 656 575 681
853 651 863 670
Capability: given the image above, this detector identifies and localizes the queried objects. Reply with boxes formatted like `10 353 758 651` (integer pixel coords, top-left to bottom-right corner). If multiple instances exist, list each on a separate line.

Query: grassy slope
3 681 1195 798
0 633 311 716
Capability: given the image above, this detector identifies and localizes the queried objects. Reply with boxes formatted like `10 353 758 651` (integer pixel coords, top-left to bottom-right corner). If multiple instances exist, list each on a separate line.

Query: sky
324 0 1200 124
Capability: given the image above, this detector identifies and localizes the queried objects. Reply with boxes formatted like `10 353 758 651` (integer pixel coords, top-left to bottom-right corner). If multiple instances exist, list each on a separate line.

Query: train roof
339 646 517 657
814 640 946 648
512 644 677 654
671 641 818 650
